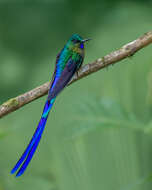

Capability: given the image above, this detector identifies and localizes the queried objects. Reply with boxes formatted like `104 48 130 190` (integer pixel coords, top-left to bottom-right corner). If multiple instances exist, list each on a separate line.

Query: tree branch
0 31 152 119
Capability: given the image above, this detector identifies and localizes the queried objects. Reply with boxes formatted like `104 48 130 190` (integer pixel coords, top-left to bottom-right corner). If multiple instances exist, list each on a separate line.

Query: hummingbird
11 34 90 177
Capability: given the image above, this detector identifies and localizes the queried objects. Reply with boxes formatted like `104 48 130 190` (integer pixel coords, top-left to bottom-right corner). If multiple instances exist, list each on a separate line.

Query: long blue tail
11 98 55 177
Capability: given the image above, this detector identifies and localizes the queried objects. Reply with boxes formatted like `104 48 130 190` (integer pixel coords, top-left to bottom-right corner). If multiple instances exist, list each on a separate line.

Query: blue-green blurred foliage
0 0 152 189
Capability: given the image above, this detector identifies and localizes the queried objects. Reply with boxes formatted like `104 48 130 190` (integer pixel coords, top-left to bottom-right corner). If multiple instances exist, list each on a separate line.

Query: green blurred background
0 0 152 189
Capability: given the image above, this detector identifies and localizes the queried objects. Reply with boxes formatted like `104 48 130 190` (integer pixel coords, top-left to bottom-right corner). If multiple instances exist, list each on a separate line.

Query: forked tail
11 98 55 177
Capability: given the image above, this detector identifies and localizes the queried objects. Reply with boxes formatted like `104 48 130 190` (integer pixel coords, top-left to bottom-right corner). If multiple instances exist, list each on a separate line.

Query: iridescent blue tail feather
11 99 55 177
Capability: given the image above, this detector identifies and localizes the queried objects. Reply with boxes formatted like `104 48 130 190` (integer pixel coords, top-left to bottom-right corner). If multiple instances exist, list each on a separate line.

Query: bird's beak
82 38 91 43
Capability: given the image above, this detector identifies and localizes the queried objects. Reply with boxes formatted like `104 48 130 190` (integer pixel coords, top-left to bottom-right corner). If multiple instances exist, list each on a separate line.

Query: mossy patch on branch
3 98 19 108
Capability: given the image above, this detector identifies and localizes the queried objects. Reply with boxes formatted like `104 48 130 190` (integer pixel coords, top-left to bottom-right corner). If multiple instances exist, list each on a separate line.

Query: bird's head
67 34 91 54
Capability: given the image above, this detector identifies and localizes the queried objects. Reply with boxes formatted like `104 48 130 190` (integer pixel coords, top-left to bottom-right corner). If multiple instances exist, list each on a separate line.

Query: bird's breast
72 47 84 56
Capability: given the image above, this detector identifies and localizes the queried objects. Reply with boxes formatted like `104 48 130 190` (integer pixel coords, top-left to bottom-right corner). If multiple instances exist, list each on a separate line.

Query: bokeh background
0 0 152 189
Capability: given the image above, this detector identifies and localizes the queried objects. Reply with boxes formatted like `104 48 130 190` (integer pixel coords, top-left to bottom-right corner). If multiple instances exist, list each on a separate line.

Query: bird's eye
72 39 80 43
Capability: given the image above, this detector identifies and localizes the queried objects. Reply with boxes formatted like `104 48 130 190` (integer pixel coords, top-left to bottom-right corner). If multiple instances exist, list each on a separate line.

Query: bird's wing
49 48 64 89
48 56 82 101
